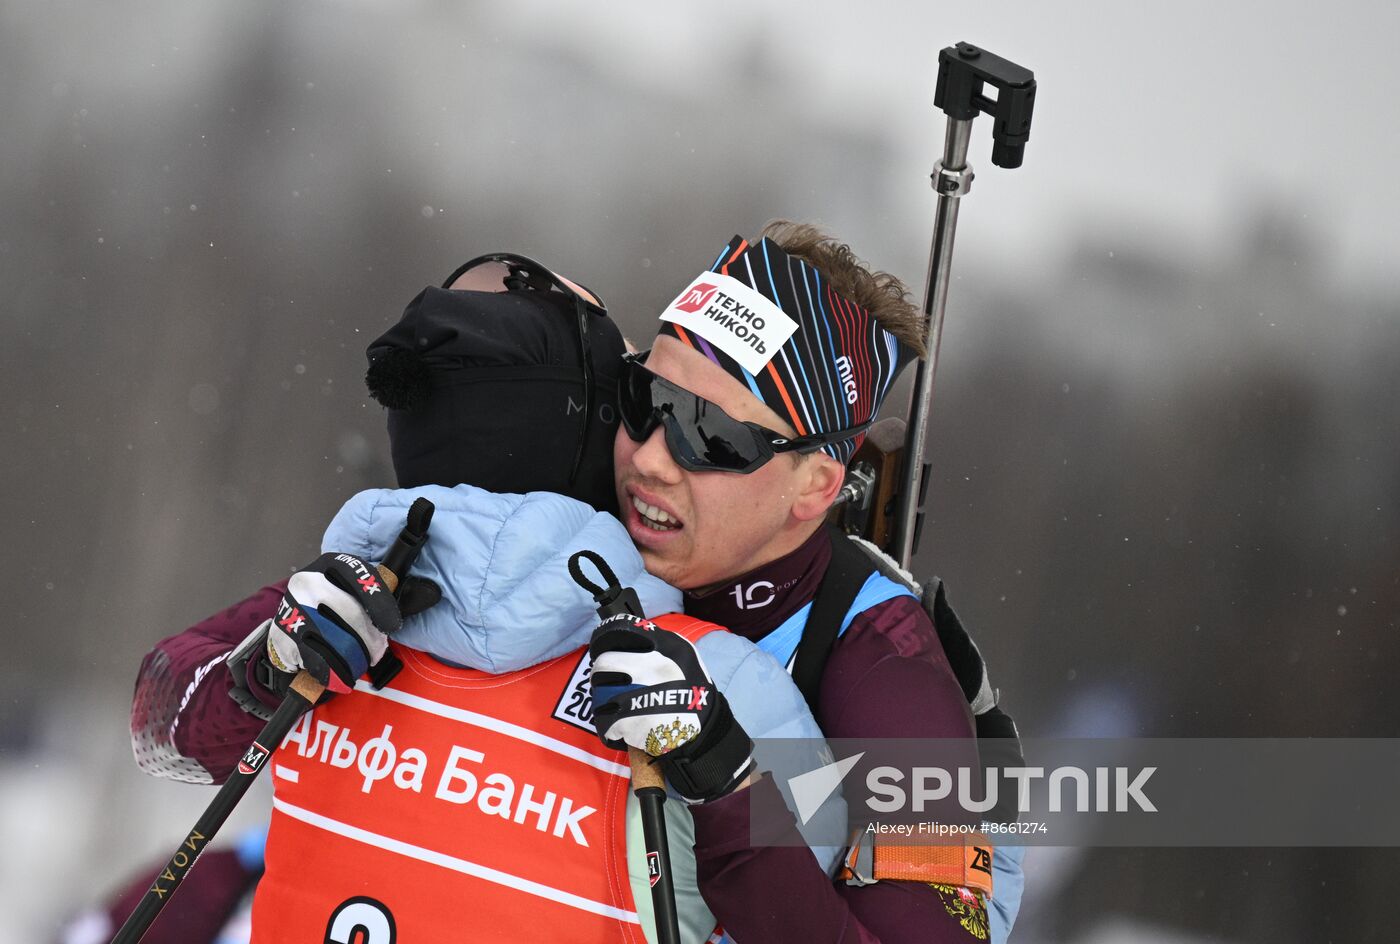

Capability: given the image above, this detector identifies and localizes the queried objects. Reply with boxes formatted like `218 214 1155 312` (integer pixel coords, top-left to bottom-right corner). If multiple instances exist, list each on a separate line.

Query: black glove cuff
658 691 755 803
228 622 284 720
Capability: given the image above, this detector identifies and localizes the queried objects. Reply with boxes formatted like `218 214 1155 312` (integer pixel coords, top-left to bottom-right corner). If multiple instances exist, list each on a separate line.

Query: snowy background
3 1 1398 942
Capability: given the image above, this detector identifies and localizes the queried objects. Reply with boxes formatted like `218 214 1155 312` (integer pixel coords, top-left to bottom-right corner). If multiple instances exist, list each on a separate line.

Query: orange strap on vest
839 828 995 898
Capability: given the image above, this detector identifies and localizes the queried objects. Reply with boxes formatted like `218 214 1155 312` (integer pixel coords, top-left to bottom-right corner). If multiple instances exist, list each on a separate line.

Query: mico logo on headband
660 272 798 375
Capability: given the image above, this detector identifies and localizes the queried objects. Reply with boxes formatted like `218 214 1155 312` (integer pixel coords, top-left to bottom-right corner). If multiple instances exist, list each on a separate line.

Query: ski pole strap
379 497 434 593
370 497 431 689
839 827 995 897
568 549 644 619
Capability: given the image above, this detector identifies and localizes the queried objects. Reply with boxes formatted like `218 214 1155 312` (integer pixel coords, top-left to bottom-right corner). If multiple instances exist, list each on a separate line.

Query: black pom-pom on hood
366 347 433 411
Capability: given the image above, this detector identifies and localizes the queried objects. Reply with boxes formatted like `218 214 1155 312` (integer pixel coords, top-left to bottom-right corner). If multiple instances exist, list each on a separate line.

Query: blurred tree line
1 4 1395 941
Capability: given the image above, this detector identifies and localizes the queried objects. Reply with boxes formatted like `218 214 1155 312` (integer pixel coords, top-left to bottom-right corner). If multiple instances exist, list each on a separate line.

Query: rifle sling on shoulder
793 525 1023 825
791 525 880 717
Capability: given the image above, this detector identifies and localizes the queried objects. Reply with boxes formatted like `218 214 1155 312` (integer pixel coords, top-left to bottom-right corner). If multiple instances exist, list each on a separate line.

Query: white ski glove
265 553 403 693
589 615 755 802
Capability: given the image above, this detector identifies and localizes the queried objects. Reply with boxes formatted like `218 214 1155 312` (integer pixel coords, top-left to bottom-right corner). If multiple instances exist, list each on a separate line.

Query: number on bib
325 897 395 944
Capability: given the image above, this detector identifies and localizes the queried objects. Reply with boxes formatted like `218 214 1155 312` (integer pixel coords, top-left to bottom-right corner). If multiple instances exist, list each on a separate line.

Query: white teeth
632 495 679 529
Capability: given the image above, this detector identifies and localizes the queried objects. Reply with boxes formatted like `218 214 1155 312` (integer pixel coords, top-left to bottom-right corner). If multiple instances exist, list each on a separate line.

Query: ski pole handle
630 746 665 790
379 497 434 596
630 748 681 944
288 669 327 705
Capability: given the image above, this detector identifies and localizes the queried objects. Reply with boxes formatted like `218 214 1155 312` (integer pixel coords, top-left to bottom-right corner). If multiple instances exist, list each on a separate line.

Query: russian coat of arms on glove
645 719 700 756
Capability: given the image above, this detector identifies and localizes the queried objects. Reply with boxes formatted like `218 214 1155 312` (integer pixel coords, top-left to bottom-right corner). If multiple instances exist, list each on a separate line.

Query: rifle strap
792 526 874 717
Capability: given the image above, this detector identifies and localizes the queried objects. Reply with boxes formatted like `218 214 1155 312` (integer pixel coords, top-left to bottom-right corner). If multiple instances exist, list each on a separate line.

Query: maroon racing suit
684 526 988 942
130 583 287 785
130 530 984 941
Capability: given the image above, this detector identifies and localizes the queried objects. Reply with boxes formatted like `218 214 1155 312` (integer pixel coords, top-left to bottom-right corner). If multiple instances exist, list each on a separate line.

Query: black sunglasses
619 351 872 474
442 253 608 487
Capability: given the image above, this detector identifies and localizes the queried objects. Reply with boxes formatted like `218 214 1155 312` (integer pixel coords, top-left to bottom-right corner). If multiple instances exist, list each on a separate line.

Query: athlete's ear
790 454 846 523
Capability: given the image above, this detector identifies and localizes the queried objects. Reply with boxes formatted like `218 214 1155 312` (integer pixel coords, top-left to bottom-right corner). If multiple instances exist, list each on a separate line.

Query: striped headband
656 235 917 464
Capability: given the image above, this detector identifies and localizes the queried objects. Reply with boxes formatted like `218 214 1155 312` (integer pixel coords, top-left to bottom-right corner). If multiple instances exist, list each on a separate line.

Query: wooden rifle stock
831 417 907 553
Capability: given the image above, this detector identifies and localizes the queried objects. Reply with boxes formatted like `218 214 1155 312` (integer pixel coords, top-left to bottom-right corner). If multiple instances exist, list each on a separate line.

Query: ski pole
891 42 1037 570
567 550 682 944
631 748 682 944
111 498 435 944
